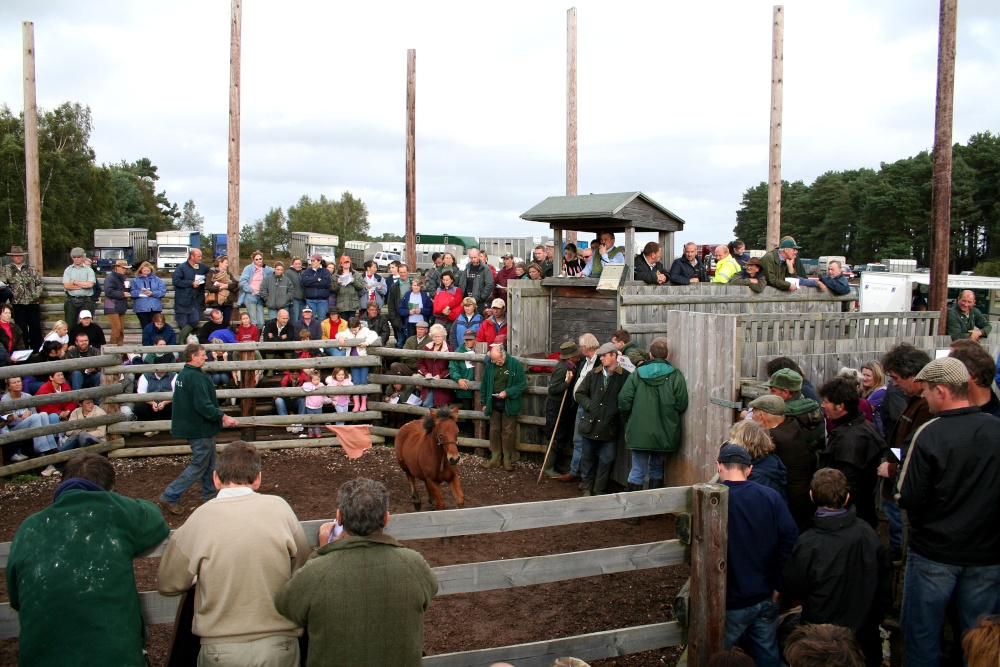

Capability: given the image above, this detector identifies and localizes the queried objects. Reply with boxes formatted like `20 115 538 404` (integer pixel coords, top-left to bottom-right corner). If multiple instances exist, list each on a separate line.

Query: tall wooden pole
405 49 417 270
930 0 958 334
765 6 784 251
22 22 43 272
565 8 578 245
688 483 728 666
227 0 242 269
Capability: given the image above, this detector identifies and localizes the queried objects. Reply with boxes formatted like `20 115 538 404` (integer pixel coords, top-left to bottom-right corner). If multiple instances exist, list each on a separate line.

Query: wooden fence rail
0 484 727 666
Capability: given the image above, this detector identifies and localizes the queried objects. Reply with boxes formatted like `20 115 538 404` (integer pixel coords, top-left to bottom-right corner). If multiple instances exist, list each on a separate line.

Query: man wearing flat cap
717 443 798 667
760 236 804 291
897 357 1000 666
574 341 631 496
750 394 815 527
62 247 97 331
541 341 581 478
3 245 45 350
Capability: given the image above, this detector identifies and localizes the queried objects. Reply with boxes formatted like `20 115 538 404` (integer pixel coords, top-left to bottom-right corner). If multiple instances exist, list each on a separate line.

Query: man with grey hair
946 289 992 341
897 357 1000 667
275 478 438 666
458 249 495 315
575 341 631 496
479 337 527 471
558 333 601 483
817 260 851 295
750 394 815 527
62 246 97 328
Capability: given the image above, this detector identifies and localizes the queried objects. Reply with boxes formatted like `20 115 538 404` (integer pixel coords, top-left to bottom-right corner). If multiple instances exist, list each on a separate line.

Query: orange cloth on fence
327 424 373 459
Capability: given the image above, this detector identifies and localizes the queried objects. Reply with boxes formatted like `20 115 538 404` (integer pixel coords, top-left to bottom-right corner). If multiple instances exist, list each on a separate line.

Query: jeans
306 298 328 322
175 307 202 332
162 437 218 503
334 403 348 425
902 549 1000 667
421 389 435 408
570 405 585 475
59 432 99 452
628 450 665 485
883 498 902 551
290 299 305 325
350 365 369 387
245 294 265 327
580 437 617 494
304 405 324 435
70 371 102 392
724 598 781 667
209 372 230 387
9 413 59 454
274 397 305 416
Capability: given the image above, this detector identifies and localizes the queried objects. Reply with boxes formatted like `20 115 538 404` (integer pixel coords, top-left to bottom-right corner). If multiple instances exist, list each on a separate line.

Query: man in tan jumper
157 441 311 666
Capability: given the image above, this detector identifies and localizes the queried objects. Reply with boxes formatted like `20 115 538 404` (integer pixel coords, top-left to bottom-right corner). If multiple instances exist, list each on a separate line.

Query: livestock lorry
343 241 402 271
289 232 339 265
92 228 150 274
155 231 201 271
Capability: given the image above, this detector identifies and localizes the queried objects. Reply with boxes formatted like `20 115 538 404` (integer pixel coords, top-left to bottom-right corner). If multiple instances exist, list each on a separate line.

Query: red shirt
36 382 77 415
236 324 259 343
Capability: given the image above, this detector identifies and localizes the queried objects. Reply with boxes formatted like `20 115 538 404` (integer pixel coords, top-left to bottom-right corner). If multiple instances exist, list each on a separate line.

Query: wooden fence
0 483 730 667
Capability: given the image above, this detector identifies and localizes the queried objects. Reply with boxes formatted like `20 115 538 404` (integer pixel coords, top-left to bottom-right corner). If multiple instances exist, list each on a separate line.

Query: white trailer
881 258 918 273
289 232 340 265
818 256 847 276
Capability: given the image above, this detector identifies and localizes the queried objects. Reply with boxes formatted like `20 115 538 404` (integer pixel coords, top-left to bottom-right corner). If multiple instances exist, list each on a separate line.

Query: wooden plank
0 413 126 447
0 440 126 477
108 411 381 435
688 483 728 666
0 354 121 380
423 621 684 667
434 539 687 595
0 380 129 411
109 435 387 458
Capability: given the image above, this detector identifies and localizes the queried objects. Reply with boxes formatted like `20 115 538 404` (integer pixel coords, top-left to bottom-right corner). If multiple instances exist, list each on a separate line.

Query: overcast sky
1 1 997 248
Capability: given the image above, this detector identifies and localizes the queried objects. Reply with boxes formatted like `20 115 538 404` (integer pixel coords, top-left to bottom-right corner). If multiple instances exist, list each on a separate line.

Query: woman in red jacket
36 370 77 421
432 270 463 335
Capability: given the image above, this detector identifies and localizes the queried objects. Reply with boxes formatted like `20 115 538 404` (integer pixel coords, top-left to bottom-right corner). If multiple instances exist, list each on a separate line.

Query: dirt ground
0 444 688 667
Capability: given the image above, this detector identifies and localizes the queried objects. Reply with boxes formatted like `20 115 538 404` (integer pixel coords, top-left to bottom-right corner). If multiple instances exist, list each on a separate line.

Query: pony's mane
421 406 454 433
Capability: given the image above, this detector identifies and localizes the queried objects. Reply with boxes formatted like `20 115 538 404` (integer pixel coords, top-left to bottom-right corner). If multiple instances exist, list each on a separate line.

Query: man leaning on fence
946 289 992 342
159 343 240 515
158 440 311 666
6 452 169 667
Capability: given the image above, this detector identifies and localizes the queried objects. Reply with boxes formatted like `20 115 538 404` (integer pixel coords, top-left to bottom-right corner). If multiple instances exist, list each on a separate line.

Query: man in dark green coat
542 341 581 478
159 343 239 514
618 337 688 495
6 453 169 667
479 337 526 471
574 342 631 495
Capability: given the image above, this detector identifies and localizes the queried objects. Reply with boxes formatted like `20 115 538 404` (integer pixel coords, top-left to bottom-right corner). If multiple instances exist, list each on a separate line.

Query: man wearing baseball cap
62 247 98 330
760 236 803 291
476 298 508 347
450 329 479 435
300 253 332 321
495 253 518 294
897 357 1000 666
717 442 798 666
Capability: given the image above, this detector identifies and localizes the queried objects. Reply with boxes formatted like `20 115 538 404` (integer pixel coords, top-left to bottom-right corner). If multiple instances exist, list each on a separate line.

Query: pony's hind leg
406 472 421 512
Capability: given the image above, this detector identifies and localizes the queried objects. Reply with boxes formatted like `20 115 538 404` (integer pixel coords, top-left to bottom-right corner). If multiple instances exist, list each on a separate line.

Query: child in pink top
325 368 354 425
302 370 329 437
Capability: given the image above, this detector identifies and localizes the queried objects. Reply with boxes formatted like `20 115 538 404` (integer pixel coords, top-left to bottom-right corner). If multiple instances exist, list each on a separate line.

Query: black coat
633 254 667 285
574 364 630 442
668 257 707 284
821 412 885 529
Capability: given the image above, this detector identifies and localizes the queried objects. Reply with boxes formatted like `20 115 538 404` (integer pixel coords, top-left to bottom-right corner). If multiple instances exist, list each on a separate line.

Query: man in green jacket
6 452 169 667
618 337 688 497
275 477 438 667
479 336 527 471
946 290 992 341
760 237 802 291
575 342 631 495
159 343 239 514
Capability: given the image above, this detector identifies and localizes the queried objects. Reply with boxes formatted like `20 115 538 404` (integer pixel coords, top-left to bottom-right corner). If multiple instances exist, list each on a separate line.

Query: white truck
343 241 402 271
289 232 339 265
155 231 199 271
881 258 918 273
93 228 150 274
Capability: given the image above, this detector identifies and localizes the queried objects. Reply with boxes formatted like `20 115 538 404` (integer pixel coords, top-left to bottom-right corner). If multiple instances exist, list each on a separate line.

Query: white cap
79 310 93 319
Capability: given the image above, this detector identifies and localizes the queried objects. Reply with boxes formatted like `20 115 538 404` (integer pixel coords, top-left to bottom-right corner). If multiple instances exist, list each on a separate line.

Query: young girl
325 367 354 422
296 329 315 362
235 311 259 343
302 370 328 437
335 317 379 411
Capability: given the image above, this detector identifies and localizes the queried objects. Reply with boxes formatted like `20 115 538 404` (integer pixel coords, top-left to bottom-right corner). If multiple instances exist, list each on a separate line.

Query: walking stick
537 388 569 483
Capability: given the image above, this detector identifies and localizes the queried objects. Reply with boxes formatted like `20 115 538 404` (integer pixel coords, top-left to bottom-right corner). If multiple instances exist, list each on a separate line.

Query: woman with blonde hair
42 320 69 350
963 614 1000 667
859 361 887 434
728 419 787 500
130 261 167 330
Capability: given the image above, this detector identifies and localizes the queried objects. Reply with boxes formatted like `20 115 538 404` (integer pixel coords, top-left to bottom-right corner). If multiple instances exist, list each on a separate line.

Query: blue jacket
237 263 274 307
130 274 167 314
449 312 482 348
749 454 788 501
300 267 332 300
172 261 210 313
722 480 799 610
669 257 707 285
142 322 177 347
397 291 433 322
819 274 851 296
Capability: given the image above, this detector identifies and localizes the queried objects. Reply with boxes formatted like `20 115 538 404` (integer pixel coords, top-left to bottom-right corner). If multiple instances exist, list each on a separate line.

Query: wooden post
553 227 563 276
565 7 578 246
930 0 958 334
239 350 256 441
22 22 42 273
405 49 417 270
766 6 784 252
227 0 242 268
688 482 728 666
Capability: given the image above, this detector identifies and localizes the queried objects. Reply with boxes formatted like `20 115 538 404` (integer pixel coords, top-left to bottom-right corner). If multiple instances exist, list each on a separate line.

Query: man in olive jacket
575 342 631 495
275 477 437 667
479 337 527 471
159 343 239 514
618 337 688 494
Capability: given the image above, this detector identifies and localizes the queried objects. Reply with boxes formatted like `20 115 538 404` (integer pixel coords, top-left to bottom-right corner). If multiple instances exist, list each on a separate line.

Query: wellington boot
352 396 361 412
502 454 514 472
481 452 502 469
360 396 367 411
543 464 560 479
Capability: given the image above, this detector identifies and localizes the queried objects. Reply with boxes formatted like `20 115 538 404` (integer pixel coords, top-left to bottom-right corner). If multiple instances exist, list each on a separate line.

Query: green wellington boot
481 452 502 469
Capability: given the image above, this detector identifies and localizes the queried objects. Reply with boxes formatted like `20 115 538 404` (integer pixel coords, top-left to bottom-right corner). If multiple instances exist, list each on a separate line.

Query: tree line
732 131 1000 273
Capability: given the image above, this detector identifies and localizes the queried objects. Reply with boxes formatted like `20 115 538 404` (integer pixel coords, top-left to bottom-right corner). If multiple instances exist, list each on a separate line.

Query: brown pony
394 405 465 511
